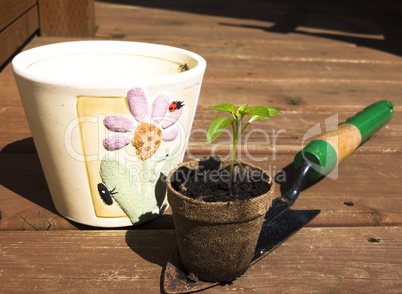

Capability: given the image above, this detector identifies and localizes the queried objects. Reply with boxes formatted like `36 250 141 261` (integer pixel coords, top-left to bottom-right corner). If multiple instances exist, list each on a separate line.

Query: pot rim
12 40 207 92
167 159 275 223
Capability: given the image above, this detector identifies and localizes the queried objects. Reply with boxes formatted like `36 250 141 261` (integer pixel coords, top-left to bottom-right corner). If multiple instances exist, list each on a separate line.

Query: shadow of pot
167 159 274 283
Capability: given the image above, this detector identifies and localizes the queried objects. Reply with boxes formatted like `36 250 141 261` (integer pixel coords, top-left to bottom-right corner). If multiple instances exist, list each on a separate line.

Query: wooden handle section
317 123 361 165
294 100 394 179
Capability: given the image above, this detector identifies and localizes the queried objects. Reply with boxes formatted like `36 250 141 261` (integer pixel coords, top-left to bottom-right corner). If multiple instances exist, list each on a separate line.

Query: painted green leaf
209 103 236 114
100 152 157 225
206 116 235 143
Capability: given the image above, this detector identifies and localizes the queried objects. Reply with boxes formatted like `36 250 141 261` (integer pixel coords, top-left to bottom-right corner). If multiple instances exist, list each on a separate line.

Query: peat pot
167 159 275 282
12 41 206 227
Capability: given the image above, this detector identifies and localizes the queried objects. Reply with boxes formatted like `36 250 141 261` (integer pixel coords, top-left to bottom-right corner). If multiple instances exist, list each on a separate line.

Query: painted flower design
103 87 184 159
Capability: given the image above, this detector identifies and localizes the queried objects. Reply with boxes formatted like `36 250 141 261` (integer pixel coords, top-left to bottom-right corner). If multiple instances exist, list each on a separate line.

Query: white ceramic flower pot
12 41 206 227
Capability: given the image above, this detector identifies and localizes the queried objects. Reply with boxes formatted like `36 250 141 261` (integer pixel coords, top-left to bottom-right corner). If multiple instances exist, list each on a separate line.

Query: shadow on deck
98 0 402 56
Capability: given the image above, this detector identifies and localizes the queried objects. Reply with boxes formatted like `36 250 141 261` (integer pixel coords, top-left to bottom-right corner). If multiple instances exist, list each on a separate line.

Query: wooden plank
0 230 176 292
93 2 402 104
1 105 400 149
22 33 401 64
0 0 37 32
0 6 39 68
4 36 402 112
0 106 31 151
94 1 384 41
0 78 400 152
94 0 402 63
201 56 402 82
0 227 400 292
123 37 402 66
5 34 400 111
1 152 401 230
188 108 402 150
38 0 95 37
200 79 402 112
0 111 399 166
239 226 402 293
1 93 400 153
0 65 22 105
93 2 402 82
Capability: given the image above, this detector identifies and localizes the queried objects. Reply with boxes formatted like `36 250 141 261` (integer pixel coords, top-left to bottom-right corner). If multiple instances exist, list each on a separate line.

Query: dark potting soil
171 157 271 202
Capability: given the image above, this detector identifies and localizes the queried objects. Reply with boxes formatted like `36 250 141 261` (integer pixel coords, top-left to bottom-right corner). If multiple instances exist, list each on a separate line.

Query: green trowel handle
294 100 394 179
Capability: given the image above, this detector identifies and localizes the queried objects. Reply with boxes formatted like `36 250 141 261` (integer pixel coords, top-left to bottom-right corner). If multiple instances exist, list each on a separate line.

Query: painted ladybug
169 101 184 112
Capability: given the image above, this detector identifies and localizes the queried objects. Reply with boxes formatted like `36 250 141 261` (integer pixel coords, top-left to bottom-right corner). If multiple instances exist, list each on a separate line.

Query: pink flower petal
162 125 179 142
128 87 149 123
160 107 183 129
103 134 131 150
151 93 169 124
104 115 135 132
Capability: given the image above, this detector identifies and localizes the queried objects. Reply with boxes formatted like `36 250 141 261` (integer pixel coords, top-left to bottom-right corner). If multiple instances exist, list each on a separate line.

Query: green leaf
246 106 281 117
206 116 235 143
246 106 281 123
208 103 236 115
236 102 249 116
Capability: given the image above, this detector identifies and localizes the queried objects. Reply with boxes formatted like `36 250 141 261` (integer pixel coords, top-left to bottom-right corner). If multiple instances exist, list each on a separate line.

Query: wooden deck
1 1 401 292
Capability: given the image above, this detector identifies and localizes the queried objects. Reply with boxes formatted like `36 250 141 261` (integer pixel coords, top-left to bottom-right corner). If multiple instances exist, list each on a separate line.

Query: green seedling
206 103 281 187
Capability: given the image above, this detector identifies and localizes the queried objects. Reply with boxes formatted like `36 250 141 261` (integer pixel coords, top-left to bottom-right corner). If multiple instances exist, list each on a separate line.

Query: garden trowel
163 100 394 294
